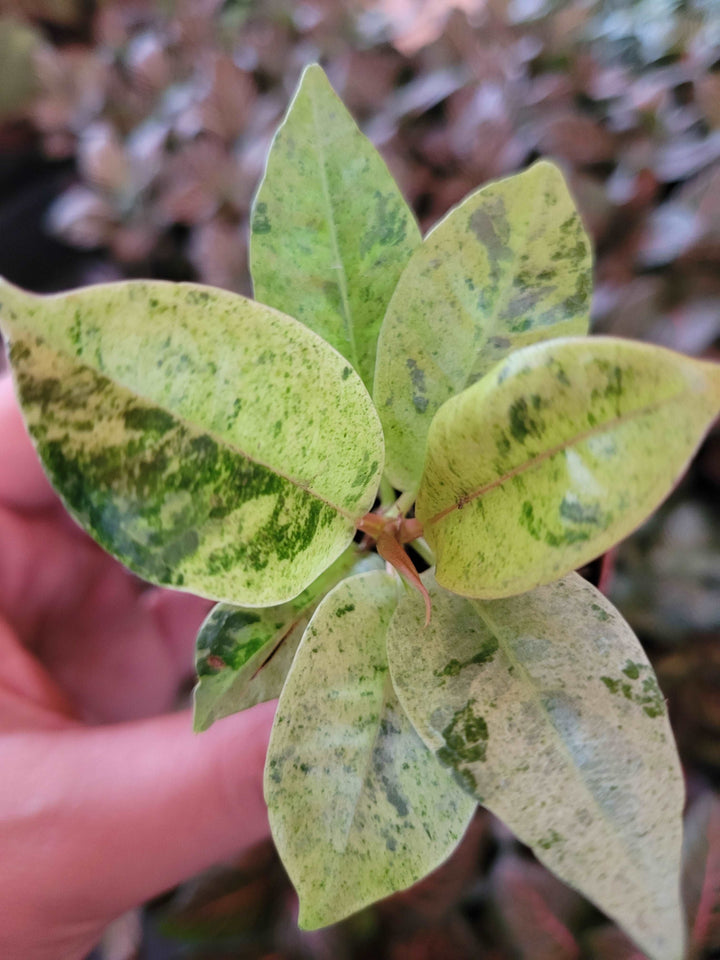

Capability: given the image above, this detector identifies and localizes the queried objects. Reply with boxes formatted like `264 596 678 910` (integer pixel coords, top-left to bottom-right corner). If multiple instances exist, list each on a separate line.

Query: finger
0 701 276 951
35 571 209 724
0 375 58 512
0 616 78 730
0 504 102 646
0 502 208 723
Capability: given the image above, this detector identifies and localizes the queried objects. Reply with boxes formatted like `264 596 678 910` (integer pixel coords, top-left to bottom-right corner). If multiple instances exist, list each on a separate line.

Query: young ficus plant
1 64 719 958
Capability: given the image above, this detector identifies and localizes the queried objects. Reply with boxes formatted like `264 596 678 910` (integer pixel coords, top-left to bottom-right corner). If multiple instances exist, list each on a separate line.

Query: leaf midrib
15 327 358 522
426 389 690 526
308 83 360 380
468 594 653 890
336 670 394 854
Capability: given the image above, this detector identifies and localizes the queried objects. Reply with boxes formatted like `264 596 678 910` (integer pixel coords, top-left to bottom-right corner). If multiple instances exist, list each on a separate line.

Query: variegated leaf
0 278 384 606
387 572 686 960
265 570 476 929
417 337 720 599
250 64 421 391
193 549 384 731
374 161 591 492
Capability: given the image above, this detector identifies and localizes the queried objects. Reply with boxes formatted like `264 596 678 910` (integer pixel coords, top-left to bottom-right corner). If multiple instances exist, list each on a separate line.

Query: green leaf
264 570 476 929
250 64 421 391
193 548 384 732
0 278 384 606
374 161 592 492
387 572 686 960
417 337 720 599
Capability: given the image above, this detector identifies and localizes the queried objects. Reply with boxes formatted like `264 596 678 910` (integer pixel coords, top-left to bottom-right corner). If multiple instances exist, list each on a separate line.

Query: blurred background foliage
0 0 719 958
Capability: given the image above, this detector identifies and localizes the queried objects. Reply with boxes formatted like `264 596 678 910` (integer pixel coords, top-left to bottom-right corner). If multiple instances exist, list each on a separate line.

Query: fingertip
24 703 277 920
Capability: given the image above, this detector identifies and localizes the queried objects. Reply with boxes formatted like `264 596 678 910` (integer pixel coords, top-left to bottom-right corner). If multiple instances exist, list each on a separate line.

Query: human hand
0 374 275 960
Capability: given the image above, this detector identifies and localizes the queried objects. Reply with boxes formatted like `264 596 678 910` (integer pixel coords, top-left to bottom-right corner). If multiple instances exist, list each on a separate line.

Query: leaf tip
192 715 208 734
299 61 331 94
527 156 566 179
191 699 211 734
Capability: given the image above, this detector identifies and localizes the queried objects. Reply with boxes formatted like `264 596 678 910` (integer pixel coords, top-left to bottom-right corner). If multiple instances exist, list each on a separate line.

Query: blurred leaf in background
0 16 41 120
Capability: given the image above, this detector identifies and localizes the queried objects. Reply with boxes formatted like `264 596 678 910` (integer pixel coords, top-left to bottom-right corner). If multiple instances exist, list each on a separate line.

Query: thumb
1 701 275 953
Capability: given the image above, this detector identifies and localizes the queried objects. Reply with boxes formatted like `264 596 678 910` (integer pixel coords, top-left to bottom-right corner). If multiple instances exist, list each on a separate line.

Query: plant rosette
1 64 719 960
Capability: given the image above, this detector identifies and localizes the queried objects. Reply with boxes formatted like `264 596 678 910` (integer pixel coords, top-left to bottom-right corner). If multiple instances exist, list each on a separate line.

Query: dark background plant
0 1 718 958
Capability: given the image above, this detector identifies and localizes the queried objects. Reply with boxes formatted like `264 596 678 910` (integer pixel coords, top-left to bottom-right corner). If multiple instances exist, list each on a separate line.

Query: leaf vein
18 332 358 522
426 390 688 526
308 84 359 377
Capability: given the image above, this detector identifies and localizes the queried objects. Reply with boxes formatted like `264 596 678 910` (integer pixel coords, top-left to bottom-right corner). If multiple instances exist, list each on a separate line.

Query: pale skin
0 375 275 960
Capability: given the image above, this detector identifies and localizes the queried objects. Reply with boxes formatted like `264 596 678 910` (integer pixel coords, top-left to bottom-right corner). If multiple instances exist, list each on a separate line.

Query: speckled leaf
387 571 686 960
374 161 591 492
0 278 384 606
265 570 476 929
417 337 720 599
250 64 421 391
193 549 384 732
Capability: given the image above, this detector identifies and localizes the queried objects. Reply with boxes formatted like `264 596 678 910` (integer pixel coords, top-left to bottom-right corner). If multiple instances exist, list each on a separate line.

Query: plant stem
386 489 416 519
410 537 435 567
379 475 396 510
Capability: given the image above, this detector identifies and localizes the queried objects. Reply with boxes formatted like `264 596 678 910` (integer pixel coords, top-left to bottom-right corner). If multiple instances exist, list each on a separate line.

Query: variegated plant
1 64 718 959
